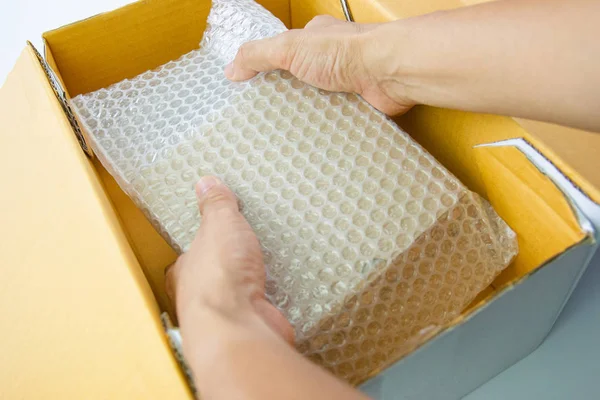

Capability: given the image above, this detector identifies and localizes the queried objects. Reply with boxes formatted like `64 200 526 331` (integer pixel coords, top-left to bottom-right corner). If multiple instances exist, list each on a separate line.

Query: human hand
165 178 370 400
225 15 415 116
165 176 294 345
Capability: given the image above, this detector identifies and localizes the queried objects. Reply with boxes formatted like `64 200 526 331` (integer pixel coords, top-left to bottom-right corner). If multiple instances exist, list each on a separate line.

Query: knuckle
237 40 260 65
211 206 239 222
201 187 237 215
278 31 297 48
307 15 334 27
236 42 251 64
317 14 334 22
275 31 301 70
308 15 324 23
230 245 261 266
205 187 229 204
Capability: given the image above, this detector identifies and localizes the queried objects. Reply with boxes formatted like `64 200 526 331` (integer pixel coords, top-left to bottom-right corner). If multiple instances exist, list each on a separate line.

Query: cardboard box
0 0 598 398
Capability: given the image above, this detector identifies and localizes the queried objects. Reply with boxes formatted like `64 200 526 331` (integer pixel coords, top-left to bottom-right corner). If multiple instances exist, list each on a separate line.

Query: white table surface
2 0 599 398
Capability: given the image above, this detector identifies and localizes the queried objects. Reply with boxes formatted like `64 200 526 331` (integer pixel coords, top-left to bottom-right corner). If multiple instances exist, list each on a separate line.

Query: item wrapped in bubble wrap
72 0 517 385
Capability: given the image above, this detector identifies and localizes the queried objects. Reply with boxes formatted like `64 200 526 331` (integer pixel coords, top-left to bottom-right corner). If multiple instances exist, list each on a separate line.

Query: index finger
225 31 298 81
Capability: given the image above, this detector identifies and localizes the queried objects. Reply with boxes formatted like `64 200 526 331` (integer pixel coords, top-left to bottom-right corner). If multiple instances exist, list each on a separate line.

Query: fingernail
196 176 220 196
224 63 234 79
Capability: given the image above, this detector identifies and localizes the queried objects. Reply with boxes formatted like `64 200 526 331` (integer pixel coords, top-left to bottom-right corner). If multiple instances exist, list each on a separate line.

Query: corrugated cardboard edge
27 41 91 156
0 46 193 399
162 313 197 397
478 138 599 242
358 137 600 388
26 41 194 394
477 138 599 325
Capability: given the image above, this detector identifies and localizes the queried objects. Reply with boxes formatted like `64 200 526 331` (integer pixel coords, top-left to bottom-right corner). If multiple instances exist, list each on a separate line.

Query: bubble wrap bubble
71 0 517 385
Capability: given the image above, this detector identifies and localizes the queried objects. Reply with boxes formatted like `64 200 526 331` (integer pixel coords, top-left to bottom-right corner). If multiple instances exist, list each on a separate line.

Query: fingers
225 32 297 81
172 177 296 344
193 176 257 260
224 37 283 81
224 15 345 82
195 176 239 217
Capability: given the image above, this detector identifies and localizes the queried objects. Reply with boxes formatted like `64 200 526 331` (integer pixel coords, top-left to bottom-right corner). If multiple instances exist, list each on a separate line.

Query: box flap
0 46 190 398
515 119 600 203
43 0 290 96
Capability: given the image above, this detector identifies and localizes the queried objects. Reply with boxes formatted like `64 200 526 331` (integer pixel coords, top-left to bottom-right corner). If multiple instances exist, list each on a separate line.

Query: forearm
179 304 369 400
370 0 600 131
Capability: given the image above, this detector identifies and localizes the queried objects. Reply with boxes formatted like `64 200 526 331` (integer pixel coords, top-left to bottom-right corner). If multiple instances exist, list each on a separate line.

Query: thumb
195 176 239 217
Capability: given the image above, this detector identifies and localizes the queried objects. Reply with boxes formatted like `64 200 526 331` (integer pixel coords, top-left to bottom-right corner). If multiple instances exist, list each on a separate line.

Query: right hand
225 15 415 116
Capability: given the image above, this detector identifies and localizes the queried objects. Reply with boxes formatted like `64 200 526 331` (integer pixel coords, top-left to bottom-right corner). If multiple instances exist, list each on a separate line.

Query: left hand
165 176 294 345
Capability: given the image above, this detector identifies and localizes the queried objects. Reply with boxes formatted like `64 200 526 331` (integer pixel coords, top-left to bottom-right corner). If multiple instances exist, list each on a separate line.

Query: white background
1 0 599 398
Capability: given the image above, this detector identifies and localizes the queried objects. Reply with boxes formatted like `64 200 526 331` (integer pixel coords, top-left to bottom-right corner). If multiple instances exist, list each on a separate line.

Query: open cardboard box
1 0 599 398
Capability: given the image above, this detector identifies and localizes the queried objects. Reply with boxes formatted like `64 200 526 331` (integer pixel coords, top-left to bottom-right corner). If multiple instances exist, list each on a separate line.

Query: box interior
43 0 587 317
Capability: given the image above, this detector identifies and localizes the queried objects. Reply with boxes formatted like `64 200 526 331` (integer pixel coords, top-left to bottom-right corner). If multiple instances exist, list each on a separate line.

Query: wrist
361 13 462 111
358 21 422 111
178 298 283 375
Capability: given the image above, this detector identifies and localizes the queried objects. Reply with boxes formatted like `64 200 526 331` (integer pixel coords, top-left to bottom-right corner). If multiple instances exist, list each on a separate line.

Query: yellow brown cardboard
0 0 598 398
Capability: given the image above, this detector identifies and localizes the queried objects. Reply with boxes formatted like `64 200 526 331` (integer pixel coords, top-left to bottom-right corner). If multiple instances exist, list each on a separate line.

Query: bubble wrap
71 0 517 385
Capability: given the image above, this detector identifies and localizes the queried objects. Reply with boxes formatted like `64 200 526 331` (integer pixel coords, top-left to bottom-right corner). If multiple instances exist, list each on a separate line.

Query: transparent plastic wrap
71 0 517 385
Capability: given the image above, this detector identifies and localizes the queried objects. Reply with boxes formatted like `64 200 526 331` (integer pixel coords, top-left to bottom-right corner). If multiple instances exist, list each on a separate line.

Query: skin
166 178 369 400
225 0 600 132
167 0 600 398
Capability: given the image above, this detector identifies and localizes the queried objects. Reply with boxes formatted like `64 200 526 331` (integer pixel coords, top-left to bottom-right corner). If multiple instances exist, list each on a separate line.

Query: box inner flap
43 0 290 97
93 156 178 312
42 0 588 315
291 0 465 26
516 118 600 204
43 41 177 312
0 46 190 398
